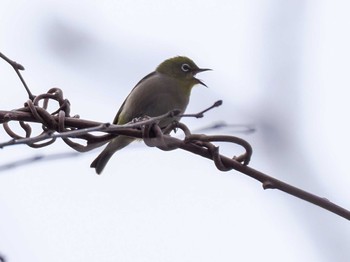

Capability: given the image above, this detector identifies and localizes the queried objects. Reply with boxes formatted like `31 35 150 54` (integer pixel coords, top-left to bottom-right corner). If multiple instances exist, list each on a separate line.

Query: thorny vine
0 52 349 221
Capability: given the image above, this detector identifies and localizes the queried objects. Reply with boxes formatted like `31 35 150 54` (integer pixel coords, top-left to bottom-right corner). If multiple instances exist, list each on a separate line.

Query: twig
0 52 34 100
194 122 256 134
181 100 223 118
0 152 79 172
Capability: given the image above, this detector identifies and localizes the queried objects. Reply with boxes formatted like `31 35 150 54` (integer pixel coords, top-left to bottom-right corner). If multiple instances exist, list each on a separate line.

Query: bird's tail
90 136 134 174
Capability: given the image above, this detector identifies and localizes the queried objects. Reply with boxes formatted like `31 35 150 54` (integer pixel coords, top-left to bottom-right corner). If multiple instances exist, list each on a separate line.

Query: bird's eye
181 63 191 72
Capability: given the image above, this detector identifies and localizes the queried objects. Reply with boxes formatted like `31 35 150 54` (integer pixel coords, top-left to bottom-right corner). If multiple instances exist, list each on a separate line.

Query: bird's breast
118 74 191 126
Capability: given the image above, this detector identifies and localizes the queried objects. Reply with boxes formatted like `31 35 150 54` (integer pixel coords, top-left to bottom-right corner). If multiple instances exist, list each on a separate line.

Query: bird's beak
195 68 212 73
193 68 212 87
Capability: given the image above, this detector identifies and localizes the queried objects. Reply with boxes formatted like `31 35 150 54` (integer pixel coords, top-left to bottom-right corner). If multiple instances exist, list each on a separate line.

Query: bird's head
156 56 211 87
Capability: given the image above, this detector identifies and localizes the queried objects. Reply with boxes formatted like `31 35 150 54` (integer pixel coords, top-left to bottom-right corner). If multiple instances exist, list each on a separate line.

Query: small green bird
91 56 210 174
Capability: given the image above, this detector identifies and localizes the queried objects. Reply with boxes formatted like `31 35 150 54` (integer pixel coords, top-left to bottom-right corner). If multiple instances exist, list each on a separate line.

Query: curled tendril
141 120 252 168
3 88 81 149
185 134 252 166
2 87 251 170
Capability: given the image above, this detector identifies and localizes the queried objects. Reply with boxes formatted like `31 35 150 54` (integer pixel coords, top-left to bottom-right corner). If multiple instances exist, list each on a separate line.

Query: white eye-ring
181 63 191 72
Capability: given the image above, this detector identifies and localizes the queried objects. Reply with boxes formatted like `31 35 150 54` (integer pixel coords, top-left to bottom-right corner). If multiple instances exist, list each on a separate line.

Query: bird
90 56 210 174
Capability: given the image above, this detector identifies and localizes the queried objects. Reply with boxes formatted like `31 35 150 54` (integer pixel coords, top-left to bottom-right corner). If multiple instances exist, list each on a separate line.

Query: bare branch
1 52 350 221
194 122 256 134
0 253 5 262
0 152 79 172
181 100 223 118
0 52 34 100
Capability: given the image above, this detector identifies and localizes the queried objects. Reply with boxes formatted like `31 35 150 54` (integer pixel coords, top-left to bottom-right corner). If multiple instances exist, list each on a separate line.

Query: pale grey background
1 0 349 261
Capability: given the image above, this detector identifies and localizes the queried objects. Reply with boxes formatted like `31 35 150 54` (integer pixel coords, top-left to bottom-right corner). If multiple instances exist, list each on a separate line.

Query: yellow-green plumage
90 56 210 174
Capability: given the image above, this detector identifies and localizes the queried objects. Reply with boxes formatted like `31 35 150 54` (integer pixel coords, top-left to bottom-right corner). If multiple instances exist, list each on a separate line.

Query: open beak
193 68 212 87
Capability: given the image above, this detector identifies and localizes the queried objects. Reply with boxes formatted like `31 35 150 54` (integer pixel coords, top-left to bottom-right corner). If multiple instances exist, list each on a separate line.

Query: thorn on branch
263 181 276 190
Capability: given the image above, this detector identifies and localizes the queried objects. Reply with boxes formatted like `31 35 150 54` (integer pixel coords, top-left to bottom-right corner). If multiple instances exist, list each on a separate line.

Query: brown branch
181 100 223 118
1 104 349 220
0 52 34 100
1 52 349 221
0 152 79 171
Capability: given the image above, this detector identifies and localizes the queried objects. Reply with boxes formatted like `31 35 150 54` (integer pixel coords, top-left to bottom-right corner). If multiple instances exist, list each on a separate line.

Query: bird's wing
113 71 157 124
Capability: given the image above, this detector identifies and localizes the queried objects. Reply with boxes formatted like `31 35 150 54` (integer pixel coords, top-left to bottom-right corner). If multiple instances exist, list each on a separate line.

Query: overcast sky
1 1 350 262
